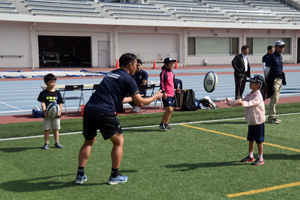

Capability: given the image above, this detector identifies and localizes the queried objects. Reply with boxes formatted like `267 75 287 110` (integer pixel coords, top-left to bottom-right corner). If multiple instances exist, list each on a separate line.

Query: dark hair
267 45 273 50
260 81 267 101
44 73 56 83
137 59 142 65
119 53 137 68
241 45 249 51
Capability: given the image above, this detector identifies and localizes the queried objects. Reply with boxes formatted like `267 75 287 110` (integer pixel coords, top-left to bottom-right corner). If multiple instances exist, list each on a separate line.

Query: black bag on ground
181 89 196 111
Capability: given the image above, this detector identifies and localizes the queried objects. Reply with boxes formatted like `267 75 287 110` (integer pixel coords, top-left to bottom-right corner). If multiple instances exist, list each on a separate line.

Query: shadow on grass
0 147 41 153
165 161 243 172
0 174 107 192
264 153 300 160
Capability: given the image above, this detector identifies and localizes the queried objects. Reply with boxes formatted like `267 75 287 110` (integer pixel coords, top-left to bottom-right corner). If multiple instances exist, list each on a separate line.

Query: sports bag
181 89 197 111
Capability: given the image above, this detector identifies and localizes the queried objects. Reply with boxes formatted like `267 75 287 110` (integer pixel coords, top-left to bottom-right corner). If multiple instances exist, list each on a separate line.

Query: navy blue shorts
83 109 122 140
163 96 175 108
247 123 265 143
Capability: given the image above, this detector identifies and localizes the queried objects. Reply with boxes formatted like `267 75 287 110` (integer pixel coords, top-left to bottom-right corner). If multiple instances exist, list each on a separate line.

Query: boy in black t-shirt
37 73 64 150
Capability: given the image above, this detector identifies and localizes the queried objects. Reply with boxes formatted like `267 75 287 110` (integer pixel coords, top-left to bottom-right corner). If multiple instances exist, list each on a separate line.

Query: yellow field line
179 124 300 153
226 182 300 197
179 124 300 197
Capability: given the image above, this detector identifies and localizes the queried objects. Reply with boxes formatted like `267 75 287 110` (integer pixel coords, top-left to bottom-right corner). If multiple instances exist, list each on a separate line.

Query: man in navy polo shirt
75 53 162 185
131 59 148 112
266 40 286 124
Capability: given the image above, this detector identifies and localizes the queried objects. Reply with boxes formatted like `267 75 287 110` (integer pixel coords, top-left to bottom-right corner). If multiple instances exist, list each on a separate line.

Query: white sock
248 153 253 158
258 155 263 160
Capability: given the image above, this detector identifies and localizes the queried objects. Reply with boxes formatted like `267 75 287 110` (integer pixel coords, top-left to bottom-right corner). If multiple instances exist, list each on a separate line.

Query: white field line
0 112 299 142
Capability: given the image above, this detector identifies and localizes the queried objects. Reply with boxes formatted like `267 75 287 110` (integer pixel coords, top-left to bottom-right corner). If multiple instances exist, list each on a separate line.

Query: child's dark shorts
83 109 122 140
162 96 175 108
247 123 264 143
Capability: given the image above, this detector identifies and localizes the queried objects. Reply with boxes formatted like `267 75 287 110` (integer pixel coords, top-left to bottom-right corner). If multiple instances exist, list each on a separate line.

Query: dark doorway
38 36 91 68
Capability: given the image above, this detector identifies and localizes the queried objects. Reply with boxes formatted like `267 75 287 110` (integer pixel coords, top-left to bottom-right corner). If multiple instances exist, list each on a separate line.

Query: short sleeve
56 91 64 104
37 91 45 102
142 71 148 81
126 77 139 96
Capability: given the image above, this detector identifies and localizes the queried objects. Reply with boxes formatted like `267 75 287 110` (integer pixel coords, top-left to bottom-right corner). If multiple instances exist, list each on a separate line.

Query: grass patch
0 114 300 199
0 102 299 139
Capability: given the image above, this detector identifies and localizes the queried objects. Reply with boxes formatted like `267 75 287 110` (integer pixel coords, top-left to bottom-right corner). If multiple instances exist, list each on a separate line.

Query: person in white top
222 75 267 166
262 45 274 79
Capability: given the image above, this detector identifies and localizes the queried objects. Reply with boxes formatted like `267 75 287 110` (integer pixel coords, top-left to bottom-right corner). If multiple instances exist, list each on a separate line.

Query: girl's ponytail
261 81 267 101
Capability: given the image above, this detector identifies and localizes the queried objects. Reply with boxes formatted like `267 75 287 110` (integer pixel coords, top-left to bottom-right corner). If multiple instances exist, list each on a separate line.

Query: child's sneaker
107 174 128 185
55 142 63 148
42 143 49 150
75 175 87 185
132 106 141 113
268 117 281 124
159 124 167 131
166 125 175 130
241 155 255 163
251 158 264 166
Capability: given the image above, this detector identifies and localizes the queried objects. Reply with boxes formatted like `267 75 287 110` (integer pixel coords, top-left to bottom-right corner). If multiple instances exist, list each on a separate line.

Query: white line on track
0 112 299 142
0 101 22 110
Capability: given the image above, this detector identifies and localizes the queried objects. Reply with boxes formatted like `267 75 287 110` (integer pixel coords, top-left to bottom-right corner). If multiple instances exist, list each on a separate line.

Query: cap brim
165 60 176 63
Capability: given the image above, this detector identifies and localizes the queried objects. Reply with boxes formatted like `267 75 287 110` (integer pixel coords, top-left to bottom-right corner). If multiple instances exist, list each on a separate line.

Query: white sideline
0 112 299 142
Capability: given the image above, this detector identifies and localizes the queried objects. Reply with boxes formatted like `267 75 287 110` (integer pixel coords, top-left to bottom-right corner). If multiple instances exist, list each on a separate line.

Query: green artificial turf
0 114 300 199
0 102 299 139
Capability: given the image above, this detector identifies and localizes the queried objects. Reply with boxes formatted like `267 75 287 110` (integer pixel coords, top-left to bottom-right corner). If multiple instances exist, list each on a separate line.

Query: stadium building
1 0 300 68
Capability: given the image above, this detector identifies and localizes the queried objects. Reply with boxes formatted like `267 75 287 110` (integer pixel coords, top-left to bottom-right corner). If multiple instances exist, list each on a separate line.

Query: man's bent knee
84 137 97 146
110 132 124 146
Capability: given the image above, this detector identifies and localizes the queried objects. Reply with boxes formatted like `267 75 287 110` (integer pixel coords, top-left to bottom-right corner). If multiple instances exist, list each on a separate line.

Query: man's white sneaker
107 175 128 185
75 175 87 185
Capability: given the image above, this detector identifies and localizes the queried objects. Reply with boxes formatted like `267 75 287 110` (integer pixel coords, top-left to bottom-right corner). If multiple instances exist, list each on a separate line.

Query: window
283 38 291 54
188 37 195 55
231 38 239 55
246 38 291 55
187 37 239 55
246 38 253 54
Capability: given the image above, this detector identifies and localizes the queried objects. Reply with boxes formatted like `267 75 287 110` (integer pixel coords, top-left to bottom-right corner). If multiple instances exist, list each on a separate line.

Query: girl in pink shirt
222 75 267 166
159 57 180 131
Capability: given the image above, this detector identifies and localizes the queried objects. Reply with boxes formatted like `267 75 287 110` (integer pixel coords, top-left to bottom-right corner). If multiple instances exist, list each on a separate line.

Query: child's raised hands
236 98 243 105
221 96 230 105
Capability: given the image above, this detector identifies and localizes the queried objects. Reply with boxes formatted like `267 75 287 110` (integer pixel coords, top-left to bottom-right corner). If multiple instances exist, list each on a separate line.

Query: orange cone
116 60 119 68
152 60 156 69
175 60 178 68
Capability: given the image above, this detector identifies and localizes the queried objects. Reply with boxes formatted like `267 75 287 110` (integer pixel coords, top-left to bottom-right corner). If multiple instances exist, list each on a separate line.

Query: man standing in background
262 45 274 79
266 40 286 124
231 45 251 100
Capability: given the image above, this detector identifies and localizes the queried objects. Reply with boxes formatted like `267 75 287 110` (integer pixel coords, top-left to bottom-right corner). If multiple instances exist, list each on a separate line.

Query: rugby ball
203 71 218 93
46 102 60 119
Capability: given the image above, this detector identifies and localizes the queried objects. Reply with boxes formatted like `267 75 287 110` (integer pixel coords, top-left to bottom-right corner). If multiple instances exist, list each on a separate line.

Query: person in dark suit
232 45 251 100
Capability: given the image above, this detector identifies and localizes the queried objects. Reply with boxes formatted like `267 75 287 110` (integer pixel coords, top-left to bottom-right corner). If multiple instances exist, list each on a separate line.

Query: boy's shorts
43 118 60 130
247 123 264 143
83 109 122 140
162 96 175 108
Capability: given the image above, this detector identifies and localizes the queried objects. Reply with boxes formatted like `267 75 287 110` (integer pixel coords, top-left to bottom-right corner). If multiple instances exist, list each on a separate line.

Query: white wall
0 21 298 69
0 21 31 68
